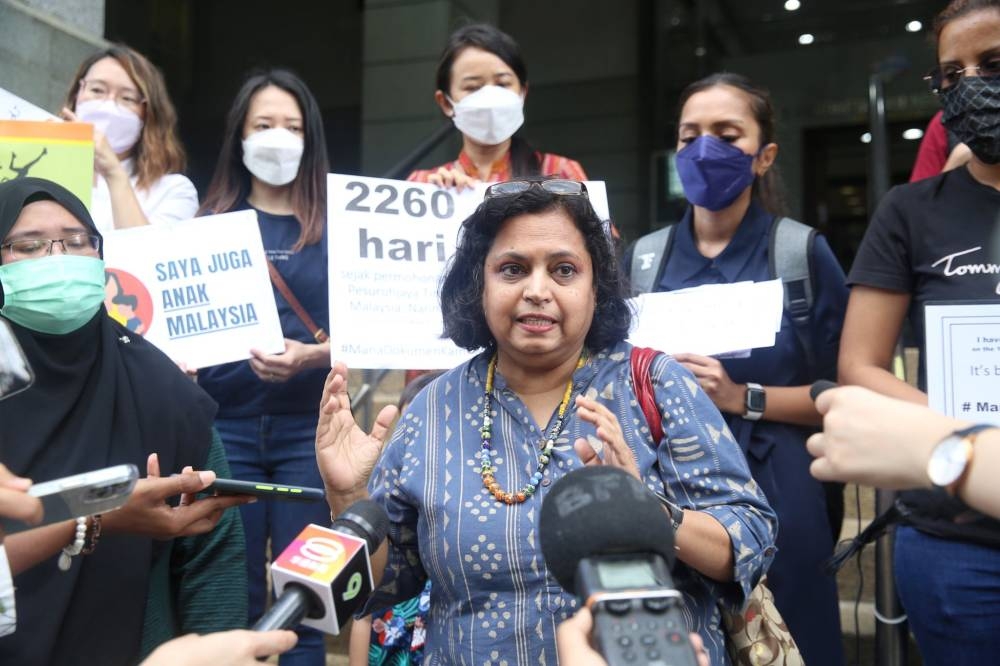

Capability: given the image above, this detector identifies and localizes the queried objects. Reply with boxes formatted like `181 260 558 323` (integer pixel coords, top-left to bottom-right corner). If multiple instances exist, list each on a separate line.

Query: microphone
810 380 838 401
0 319 34 401
252 498 390 634
540 466 699 666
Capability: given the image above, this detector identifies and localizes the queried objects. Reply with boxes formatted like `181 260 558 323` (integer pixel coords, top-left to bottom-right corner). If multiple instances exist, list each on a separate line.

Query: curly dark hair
440 183 631 352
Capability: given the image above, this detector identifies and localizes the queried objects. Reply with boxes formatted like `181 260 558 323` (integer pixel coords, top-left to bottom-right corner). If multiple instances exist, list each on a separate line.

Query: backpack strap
628 225 676 296
768 216 817 374
630 346 664 444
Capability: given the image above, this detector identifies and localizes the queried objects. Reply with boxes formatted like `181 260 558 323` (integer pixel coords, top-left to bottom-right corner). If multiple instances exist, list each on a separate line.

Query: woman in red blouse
408 23 587 190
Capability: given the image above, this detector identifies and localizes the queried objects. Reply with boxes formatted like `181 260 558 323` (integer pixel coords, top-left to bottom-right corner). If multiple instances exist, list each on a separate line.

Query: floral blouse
366 340 777 665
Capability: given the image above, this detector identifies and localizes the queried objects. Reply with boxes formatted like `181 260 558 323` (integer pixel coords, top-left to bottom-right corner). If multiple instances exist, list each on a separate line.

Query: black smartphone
1 464 139 534
207 478 326 502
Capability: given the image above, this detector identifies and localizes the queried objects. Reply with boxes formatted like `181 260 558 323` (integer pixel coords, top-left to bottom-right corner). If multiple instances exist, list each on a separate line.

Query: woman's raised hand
315 362 398 514
573 395 641 480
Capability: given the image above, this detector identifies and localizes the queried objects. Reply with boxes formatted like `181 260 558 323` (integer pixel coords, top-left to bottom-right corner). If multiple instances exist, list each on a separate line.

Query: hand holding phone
0 463 43 538
99 455 255 540
0 464 136 536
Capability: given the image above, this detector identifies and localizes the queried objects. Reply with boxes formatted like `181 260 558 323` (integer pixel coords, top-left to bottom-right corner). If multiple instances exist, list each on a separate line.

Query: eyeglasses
78 79 146 112
484 179 589 200
1 233 101 261
924 58 1000 93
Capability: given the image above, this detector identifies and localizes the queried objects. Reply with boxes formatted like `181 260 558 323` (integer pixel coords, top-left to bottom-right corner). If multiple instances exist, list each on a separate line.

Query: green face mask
0 255 106 335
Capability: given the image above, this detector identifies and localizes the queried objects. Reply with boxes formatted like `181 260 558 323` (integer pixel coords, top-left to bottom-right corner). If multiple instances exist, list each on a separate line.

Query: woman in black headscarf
0 177 249 665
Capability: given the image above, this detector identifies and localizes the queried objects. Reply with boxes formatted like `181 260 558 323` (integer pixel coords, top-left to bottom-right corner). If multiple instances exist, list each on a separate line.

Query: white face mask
448 85 525 146
241 127 304 186
75 98 143 155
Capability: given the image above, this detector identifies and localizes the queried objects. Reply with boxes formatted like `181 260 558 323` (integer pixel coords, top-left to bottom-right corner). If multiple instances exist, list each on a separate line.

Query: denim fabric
895 526 1000 665
216 413 332 666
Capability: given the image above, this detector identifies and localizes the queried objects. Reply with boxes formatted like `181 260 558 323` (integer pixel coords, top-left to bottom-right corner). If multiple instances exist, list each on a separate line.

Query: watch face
746 388 766 412
927 436 970 487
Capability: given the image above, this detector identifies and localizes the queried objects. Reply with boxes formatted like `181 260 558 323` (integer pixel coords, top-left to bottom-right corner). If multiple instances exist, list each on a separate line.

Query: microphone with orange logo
252 499 389 634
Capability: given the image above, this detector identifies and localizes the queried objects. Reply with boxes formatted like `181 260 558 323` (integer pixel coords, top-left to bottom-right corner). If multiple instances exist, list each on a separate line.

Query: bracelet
58 517 88 572
82 514 103 555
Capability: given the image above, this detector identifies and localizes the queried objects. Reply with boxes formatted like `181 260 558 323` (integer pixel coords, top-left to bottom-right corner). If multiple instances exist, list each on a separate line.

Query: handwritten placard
102 210 284 369
327 174 611 369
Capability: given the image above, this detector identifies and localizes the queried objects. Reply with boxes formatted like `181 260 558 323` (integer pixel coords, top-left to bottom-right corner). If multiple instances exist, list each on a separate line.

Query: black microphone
810 380 838 401
0 320 33 401
252 499 389 634
540 466 699 666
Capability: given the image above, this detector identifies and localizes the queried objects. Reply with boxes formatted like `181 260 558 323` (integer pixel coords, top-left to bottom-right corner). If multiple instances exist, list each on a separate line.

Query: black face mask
940 75 1000 164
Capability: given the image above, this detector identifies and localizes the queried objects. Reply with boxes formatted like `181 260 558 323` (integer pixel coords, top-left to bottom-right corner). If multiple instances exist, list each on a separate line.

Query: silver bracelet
58 517 88 572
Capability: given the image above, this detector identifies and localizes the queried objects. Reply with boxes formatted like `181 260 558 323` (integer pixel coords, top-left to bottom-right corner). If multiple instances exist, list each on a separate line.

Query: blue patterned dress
366 341 777 665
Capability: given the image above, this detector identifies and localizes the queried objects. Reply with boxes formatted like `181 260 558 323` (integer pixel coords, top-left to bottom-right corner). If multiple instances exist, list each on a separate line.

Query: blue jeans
216 414 332 666
895 526 1000 665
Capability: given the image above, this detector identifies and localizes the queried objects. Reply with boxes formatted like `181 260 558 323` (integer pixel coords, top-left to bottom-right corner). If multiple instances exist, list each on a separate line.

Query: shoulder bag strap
266 259 329 343
630 346 664 443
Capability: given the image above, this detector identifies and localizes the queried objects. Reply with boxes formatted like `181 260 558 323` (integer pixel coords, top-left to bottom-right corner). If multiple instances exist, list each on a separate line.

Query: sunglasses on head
483 179 589 200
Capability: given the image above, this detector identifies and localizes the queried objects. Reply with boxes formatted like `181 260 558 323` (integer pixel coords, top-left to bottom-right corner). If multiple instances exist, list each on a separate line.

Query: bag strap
768 216 817 374
630 346 664 443
266 259 329 343
628 225 676 296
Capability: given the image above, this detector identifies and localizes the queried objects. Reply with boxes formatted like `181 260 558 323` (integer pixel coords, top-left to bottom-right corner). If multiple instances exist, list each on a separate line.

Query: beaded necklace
479 352 586 504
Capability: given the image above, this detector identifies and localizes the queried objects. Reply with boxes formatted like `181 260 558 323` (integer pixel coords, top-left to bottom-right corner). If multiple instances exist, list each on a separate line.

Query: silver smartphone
0 463 139 535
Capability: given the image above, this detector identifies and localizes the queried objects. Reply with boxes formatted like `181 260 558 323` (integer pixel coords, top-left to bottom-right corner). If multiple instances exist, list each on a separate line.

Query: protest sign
628 279 784 357
102 210 285 369
0 86 57 122
925 301 1000 426
0 119 93 207
327 174 611 369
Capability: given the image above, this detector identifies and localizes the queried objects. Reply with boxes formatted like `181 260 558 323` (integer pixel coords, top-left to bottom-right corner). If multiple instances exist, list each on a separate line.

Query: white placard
925 301 1000 425
327 174 611 369
101 210 285 369
628 280 784 357
0 87 57 121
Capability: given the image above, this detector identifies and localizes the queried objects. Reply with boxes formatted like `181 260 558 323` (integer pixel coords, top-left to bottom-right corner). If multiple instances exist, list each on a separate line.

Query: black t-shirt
849 166 1000 382
849 166 1000 546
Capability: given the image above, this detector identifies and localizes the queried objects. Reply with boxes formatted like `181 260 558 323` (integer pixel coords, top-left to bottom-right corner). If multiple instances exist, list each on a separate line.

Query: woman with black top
840 0 1000 660
197 69 331 666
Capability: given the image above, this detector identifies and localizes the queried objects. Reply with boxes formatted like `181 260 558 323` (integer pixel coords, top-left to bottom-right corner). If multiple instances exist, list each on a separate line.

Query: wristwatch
743 383 766 421
927 424 993 496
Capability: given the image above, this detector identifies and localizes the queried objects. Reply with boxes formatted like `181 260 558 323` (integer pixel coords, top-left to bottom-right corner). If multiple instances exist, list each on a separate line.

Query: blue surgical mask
0 255 106 334
675 135 756 211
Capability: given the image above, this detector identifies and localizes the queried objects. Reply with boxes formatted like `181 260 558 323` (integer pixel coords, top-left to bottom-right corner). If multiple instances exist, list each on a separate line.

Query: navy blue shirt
655 201 849 665
198 204 329 417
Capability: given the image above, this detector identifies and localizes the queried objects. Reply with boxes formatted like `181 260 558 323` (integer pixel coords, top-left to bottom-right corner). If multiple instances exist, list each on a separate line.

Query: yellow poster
0 120 94 208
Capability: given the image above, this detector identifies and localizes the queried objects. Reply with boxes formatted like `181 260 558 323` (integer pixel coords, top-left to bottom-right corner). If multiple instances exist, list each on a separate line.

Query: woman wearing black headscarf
0 177 250 665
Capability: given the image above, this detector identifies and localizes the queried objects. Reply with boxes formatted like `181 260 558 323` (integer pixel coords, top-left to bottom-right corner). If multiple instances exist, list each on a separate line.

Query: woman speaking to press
316 179 776 665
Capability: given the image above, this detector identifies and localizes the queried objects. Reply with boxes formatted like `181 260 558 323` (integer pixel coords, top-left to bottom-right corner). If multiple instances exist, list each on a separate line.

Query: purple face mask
675 135 756 211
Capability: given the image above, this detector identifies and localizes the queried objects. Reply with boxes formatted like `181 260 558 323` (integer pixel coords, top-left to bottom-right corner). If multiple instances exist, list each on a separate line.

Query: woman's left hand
672 353 745 415
249 338 326 383
573 395 641 480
